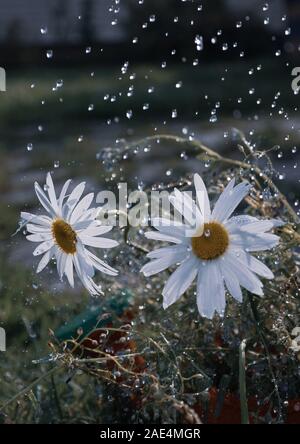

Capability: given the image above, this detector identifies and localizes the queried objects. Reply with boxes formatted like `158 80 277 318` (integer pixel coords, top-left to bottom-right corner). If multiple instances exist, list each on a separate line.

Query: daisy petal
169 189 202 228
141 246 188 277
220 259 243 302
36 247 54 273
151 218 191 240
58 179 72 212
81 225 113 237
146 244 188 259
79 234 118 249
212 180 251 222
230 232 279 251
70 193 94 225
225 215 258 232
34 182 57 218
145 231 183 244
211 178 235 222
33 240 55 256
196 261 225 318
239 220 274 234
76 245 95 278
21 212 52 227
62 182 86 221
46 173 59 214
27 233 52 242
73 254 101 295
26 224 51 234
72 219 96 231
224 251 264 296
56 250 68 279
231 249 274 279
64 255 74 287
87 250 118 276
162 256 199 309
269 218 285 227
194 173 211 222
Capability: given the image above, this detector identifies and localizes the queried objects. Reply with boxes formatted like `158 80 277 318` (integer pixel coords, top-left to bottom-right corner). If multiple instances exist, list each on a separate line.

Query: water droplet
171 109 177 118
194 35 203 51
121 61 129 74
54 160 60 168
204 229 211 238
126 109 133 119
175 81 183 89
46 49 53 59
40 26 48 35
27 143 33 152
88 104 94 111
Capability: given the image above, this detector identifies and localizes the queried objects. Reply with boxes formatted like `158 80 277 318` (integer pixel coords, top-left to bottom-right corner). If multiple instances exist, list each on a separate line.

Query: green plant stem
239 339 249 424
248 294 283 422
0 364 63 413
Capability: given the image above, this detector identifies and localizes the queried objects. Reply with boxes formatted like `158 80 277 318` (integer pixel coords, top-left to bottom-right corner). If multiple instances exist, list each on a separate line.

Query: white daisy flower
141 174 281 319
21 172 118 295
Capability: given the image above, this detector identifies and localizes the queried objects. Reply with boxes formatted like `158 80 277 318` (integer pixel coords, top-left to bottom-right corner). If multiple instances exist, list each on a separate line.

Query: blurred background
0 0 299 422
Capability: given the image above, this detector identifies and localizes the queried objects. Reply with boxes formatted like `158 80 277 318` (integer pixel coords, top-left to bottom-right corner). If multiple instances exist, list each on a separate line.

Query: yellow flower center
191 221 229 260
52 219 77 254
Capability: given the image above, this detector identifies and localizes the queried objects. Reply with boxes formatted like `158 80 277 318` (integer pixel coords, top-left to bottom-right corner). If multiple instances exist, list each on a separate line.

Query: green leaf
239 339 249 424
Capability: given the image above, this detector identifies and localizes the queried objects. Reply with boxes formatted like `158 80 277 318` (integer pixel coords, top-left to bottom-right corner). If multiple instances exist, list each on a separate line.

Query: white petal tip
271 218 286 228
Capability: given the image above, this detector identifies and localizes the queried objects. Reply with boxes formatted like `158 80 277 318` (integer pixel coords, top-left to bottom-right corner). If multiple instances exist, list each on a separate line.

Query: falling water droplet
194 35 203 51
